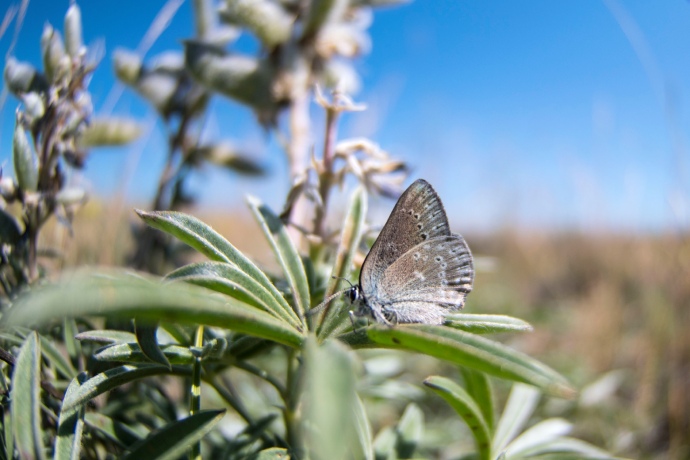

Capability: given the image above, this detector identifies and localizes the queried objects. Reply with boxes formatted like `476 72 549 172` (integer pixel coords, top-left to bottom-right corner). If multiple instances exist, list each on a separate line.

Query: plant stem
189 325 204 460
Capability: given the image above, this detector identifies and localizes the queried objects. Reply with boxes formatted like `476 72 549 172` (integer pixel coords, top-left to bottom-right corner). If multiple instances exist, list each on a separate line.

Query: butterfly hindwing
360 179 451 292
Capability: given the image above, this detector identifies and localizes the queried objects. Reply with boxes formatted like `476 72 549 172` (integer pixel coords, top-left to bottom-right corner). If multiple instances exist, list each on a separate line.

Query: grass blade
424 376 491 460
10 332 45 460
93 342 195 365
366 325 575 398
121 409 225 460
317 186 367 339
136 210 298 325
3 270 304 349
247 196 310 324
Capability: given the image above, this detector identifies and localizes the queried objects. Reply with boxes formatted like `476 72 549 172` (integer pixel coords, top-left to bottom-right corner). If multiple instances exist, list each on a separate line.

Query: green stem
189 325 204 460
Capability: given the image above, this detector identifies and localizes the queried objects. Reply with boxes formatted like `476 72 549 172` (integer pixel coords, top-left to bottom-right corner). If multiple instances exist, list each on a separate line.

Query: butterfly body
351 179 474 325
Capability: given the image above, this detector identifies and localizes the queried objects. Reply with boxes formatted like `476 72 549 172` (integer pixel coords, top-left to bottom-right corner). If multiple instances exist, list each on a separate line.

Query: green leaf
38 332 77 379
77 118 142 148
4 270 304 349
136 210 299 327
504 418 571 456
302 336 357 460
460 368 495 432
54 374 87 460
395 403 423 459
13 120 39 192
444 314 533 334
167 261 301 328
352 394 374 460
10 332 45 460
492 383 540 454
121 409 225 460
218 0 292 47
62 318 82 370
366 325 574 398
135 322 171 368
84 412 143 447
247 196 310 324
61 364 189 414
317 186 367 339
75 329 137 344
372 426 396 460
424 376 491 460
509 436 623 459
93 342 195 365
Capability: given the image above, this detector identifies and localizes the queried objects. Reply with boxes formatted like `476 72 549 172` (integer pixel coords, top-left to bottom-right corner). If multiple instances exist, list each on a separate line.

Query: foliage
0 1 632 460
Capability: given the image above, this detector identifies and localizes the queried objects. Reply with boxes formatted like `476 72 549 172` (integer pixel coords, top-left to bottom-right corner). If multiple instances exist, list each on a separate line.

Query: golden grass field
41 200 690 459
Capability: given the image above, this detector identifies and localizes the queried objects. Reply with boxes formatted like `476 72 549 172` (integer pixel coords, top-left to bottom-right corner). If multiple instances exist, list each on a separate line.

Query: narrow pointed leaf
3 271 304 348
493 383 540 454
352 393 374 460
38 333 77 379
302 337 357 460
121 409 225 460
135 323 171 368
505 418 571 456
94 342 195 365
136 210 298 325
54 374 87 460
62 364 189 414
318 186 367 339
395 403 424 459
84 412 143 447
511 437 623 459
167 261 301 328
247 196 310 323
424 376 491 460
366 325 574 398
75 330 137 344
11 332 45 460
460 367 495 432
62 319 82 369
445 314 533 334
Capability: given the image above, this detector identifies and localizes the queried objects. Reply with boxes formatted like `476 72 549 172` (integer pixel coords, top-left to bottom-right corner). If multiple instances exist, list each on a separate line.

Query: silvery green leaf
54 374 87 460
492 384 540 454
184 41 277 113
4 58 48 95
113 48 143 85
219 0 292 47
55 187 86 206
302 337 357 460
77 118 142 147
64 4 84 57
396 403 424 458
13 121 39 192
21 92 45 120
41 24 66 82
302 0 349 40
504 418 572 457
136 71 178 114
11 332 45 460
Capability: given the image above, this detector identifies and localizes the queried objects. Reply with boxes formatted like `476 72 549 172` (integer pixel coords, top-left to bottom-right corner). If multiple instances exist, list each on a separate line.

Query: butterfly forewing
360 179 451 292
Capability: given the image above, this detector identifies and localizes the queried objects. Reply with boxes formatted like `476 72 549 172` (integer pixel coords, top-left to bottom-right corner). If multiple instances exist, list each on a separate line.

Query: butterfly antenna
331 275 354 288
306 287 351 316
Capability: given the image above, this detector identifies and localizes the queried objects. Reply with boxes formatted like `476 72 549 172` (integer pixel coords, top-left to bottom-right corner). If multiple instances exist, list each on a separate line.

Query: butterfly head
346 284 363 304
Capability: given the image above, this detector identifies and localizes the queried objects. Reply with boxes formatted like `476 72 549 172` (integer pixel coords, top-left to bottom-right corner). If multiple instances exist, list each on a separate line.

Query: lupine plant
0 1 627 460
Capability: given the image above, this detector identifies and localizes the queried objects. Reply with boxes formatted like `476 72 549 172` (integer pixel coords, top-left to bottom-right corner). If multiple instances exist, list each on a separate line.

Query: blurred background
1 1 689 458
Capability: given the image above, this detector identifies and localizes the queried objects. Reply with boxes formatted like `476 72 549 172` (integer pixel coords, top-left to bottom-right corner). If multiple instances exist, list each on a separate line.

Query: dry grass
39 204 690 459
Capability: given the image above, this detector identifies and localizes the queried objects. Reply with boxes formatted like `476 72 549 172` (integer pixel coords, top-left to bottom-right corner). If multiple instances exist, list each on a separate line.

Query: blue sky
2 0 690 232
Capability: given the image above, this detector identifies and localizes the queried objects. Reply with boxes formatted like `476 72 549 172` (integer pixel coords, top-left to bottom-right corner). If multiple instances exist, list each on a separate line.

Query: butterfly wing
374 234 474 324
360 179 451 293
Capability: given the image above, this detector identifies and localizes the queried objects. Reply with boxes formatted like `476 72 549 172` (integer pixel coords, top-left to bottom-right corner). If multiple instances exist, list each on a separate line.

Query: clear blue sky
2 0 690 232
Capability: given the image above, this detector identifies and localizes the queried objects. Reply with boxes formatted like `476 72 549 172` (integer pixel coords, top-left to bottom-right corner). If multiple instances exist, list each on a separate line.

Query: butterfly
320 179 474 326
